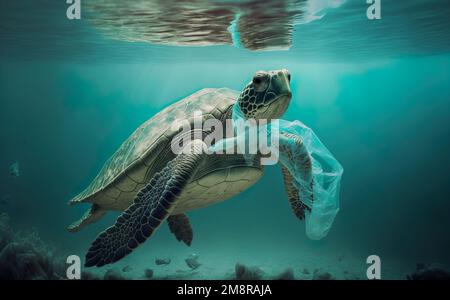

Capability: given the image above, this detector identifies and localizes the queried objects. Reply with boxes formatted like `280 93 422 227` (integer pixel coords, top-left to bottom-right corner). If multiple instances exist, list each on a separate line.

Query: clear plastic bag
209 103 344 240
277 120 343 240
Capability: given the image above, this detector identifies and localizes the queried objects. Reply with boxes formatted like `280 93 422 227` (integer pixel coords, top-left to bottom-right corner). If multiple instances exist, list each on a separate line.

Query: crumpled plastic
277 119 344 240
209 102 343 240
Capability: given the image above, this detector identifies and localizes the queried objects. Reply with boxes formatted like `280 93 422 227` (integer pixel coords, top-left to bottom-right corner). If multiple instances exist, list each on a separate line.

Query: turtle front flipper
167 214 193 246
279 133 314 219
84 141 205 268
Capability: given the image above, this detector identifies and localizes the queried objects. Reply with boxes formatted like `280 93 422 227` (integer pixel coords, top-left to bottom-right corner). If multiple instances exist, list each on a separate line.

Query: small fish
9 161 20 177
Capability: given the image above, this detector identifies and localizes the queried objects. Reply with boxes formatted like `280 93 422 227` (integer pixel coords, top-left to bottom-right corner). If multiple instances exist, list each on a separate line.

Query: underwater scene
0 0 449 281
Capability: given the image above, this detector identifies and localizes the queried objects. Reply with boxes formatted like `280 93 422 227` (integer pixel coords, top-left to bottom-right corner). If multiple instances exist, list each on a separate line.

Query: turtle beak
274 69 291 98
258 69 292 119
265 94 291 120
263 69 292 105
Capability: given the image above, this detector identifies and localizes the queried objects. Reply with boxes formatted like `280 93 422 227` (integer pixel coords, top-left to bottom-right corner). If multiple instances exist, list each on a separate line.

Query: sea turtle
69 69 314 267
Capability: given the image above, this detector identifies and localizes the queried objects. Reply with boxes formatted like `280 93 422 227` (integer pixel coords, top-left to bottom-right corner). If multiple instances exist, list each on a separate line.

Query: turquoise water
0 0 449 279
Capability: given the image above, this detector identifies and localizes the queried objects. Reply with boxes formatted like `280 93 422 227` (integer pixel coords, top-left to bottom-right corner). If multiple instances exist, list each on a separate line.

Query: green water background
0 0 449 278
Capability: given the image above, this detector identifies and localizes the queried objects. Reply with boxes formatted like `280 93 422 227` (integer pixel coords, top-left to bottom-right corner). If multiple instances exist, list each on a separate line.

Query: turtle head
236 69 292 120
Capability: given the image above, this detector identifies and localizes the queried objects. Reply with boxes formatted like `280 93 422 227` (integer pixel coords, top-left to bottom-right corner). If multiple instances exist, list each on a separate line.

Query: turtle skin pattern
280 133 314 220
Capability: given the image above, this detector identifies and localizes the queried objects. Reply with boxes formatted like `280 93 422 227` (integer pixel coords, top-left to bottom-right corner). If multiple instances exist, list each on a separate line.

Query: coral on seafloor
406 264 450 280
81 271 101 280
0 213 65 280
0 213 13 250
155 258 171 265
185 253 201 270
235 263 265 280
274 268 295 280
144 268 154 279
312 269 335 280
103 269 127 280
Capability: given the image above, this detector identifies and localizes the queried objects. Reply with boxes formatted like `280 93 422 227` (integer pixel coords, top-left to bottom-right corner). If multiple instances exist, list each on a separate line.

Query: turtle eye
287 74 291 81
252 72 269 92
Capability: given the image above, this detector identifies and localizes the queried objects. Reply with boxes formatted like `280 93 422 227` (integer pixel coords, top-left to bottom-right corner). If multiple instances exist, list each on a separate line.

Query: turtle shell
70 88 238 207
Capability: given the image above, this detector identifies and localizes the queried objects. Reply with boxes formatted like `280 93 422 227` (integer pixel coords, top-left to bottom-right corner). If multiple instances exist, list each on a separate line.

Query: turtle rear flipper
67 204 107 233
167 214 193 246
85 141 204 268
